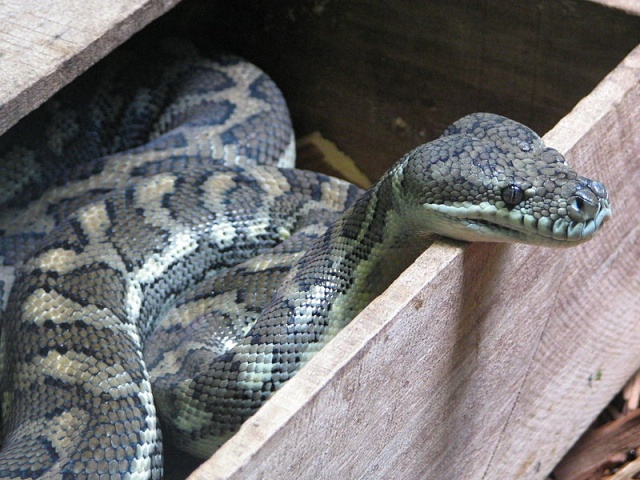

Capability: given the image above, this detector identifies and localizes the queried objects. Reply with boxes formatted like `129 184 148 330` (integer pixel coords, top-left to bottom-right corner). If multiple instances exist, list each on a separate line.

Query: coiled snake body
0 40 611 478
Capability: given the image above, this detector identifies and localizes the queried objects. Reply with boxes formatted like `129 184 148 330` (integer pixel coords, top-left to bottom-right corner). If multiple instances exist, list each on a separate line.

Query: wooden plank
190 44 640 479
0 0 182 136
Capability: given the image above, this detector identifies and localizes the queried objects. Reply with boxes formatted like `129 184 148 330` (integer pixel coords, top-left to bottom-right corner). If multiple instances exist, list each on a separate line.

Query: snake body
0 39 611 478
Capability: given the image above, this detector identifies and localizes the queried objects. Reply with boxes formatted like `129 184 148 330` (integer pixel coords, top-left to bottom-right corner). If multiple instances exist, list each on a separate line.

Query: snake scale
0 39 611 478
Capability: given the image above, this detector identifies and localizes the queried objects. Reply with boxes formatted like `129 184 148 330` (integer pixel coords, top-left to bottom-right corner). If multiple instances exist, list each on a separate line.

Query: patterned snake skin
0 39 611 478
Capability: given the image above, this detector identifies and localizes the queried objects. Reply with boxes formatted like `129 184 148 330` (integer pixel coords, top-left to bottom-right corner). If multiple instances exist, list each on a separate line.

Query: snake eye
573 196 585 209
501 185 524 207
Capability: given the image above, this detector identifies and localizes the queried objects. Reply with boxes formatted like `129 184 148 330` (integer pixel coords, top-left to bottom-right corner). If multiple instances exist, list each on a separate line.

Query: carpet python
0 39 611 479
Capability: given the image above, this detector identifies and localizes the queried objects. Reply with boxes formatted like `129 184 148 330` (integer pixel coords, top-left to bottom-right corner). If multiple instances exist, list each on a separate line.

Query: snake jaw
423 197 611 246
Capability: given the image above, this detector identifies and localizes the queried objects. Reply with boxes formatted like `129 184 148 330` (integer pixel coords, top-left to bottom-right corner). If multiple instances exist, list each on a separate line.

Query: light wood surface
190 44 640 480
0 0 182 136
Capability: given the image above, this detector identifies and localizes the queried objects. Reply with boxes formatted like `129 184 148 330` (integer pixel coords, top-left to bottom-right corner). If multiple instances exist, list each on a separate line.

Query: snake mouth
424 199 612 246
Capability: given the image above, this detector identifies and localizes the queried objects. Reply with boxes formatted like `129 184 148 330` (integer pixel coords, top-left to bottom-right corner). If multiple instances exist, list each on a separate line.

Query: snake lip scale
0 39 611 478
427 196 610 244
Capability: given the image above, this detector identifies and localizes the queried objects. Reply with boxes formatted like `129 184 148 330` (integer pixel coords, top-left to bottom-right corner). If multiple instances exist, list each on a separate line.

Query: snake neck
323 164 433 321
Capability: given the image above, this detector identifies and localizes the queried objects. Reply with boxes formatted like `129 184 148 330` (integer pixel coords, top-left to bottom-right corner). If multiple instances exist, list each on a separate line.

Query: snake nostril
589 180 608 199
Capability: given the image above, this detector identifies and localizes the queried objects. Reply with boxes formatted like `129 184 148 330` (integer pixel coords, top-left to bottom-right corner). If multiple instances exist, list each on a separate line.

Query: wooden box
1 1 639 479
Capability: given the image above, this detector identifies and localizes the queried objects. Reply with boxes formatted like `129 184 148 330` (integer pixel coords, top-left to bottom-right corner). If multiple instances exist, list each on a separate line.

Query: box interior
149 0 640 181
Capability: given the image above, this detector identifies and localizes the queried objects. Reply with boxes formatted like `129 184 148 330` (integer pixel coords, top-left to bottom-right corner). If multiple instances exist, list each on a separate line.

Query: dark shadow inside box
150 0 640 181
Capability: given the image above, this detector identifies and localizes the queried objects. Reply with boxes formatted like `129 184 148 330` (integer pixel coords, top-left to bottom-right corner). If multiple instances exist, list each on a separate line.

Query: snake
0 38 611 479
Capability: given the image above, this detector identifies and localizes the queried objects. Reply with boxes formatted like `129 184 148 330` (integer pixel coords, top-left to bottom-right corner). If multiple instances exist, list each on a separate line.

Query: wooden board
189 43 640 480
0 0 183 136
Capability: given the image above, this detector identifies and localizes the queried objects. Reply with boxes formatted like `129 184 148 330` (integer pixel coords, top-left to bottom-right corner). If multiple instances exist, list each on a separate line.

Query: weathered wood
190 44 640 480
0 0 182 136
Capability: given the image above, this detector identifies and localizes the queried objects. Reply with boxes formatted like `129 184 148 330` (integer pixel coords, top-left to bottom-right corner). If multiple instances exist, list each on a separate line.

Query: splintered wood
552 372 640 480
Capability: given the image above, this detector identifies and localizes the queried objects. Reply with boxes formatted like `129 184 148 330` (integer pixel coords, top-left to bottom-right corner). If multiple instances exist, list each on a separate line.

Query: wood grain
0 0 182 136
191 43 640 480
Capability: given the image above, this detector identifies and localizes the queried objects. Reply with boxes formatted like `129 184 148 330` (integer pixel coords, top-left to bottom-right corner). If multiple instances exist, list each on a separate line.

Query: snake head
398 113 612 246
